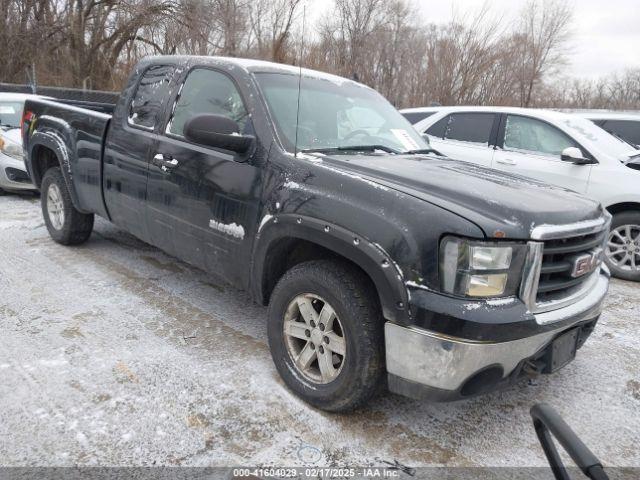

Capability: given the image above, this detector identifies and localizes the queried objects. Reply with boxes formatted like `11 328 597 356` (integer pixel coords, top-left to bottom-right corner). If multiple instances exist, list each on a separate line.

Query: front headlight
0 135 24 160
439 236 527 298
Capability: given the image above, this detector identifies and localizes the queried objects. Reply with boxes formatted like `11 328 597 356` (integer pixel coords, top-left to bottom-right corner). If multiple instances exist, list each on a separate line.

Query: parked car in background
402 106 640 281
0 93 39 194
572 110 640 149
21 56 610 411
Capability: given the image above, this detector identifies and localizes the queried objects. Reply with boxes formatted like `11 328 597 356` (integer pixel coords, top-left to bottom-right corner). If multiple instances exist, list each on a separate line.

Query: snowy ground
1 193 639 470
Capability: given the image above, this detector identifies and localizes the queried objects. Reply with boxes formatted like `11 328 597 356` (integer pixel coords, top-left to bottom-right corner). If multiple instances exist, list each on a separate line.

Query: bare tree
248 0 302 62
514 0 573 107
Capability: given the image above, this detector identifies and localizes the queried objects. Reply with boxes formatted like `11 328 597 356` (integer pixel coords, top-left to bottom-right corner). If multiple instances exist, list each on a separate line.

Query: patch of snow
208 219 245 240
317 164 389 191
486 297 516 306
283 181 302 190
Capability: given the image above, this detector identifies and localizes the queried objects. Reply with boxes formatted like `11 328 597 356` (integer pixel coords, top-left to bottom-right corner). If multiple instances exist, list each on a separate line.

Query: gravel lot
1 192 639 469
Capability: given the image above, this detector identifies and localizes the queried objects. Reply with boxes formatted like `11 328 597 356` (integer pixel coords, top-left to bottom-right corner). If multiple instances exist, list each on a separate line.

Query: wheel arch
251 215 410 325
28 134 85 212
606 202 640 216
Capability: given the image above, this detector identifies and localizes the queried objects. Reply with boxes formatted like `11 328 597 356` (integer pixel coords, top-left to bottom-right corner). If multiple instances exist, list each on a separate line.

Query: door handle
153 153 179 172
496 158 517 166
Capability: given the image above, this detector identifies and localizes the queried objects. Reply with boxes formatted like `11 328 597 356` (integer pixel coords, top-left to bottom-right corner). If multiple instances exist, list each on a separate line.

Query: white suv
401 106 640 281
572 110 640 149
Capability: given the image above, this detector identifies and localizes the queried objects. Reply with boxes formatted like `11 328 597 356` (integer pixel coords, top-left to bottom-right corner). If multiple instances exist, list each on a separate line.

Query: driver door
146 67 262 286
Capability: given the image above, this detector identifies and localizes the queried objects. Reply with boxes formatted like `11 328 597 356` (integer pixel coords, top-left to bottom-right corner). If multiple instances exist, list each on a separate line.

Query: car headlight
0 135 24 161
439 236 527 298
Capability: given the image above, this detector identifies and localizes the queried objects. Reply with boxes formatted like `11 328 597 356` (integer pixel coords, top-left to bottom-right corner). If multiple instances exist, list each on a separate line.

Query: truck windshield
254 72 428 154
0 101 23 129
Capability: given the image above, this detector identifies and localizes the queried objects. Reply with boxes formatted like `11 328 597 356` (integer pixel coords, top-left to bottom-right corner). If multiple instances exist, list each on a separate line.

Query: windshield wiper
406 148 444 156
608 131 637 149
301 145 401 155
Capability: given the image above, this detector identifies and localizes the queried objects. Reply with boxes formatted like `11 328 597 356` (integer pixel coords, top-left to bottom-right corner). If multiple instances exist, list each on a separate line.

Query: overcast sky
310 0 640 80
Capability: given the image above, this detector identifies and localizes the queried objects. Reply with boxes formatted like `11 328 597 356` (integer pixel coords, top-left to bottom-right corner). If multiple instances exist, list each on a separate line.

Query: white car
401 106 640 281
0 93 40 194
571 110 640 149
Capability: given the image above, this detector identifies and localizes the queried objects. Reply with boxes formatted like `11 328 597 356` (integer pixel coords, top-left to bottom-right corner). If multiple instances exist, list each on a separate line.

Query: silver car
0 93 40 194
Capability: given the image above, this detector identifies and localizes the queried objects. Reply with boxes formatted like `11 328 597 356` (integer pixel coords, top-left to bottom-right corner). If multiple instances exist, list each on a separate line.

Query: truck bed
23 98 112 218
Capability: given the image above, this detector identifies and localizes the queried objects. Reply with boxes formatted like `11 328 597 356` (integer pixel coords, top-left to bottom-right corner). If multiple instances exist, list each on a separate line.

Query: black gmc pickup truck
22 56 611 412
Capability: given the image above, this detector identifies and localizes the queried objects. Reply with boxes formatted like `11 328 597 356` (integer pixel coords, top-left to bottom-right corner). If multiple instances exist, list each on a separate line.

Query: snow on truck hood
311 153 603 240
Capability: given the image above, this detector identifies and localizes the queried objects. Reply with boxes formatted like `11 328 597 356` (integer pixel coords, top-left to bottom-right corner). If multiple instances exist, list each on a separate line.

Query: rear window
444 113 495 144
402 111 434 124
128 65 175 129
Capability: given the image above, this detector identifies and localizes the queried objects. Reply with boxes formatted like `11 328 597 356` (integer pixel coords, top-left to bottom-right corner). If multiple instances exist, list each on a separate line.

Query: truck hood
312 153 604 240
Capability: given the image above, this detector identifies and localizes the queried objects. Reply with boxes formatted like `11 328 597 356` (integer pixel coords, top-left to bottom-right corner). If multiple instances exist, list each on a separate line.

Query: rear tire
267 260 384 412
605 211 640 282
41 167 94 245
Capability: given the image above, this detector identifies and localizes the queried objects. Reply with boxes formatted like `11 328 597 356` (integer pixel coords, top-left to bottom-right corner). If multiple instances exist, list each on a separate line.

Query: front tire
605 211 640 281
41 167 94 245
268 260 384 412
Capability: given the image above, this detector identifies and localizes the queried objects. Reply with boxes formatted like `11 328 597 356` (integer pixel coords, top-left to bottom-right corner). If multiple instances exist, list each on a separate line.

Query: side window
444 113 495 145
167 69 249 137
504 115 575 156
128 65 175 129
425 115 450 138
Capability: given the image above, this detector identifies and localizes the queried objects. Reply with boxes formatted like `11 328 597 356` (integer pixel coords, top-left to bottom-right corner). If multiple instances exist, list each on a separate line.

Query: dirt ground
1 193 639 469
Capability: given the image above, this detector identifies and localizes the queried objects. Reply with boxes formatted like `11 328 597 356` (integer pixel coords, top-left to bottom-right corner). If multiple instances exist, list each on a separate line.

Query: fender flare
28 129 85 213
251 214 411 325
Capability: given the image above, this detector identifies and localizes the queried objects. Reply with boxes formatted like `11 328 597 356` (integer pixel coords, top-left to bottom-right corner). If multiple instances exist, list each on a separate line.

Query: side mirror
183 114 253 154
561 147 594 165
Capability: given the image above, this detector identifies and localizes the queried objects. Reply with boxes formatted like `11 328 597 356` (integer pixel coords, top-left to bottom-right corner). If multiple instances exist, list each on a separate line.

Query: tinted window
425 115 449 138
602 120 640 146
504 115 575 156
167 69 249 137
402 111 434 124
128 65 175 129
444 113 495 144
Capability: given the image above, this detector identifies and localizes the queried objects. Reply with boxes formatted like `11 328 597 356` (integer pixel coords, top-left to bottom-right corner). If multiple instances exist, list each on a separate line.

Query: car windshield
560 115 639 158
254 72 428 154
0 101 23 129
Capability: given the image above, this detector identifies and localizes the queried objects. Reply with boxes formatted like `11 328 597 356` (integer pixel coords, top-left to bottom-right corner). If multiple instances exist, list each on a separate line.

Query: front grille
536 230 607 306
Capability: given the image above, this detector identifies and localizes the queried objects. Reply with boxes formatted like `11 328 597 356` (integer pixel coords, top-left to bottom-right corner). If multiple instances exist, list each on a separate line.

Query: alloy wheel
46 183 65 230
605 224 640 272
283 293 346 384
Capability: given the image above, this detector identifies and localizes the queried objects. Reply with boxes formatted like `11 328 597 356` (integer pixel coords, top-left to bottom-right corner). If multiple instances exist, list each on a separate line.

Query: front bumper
0 152 35 191
386 271 609 401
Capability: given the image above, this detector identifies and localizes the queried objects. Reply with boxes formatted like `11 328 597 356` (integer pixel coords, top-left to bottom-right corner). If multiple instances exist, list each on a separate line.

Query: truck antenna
294 3 307 159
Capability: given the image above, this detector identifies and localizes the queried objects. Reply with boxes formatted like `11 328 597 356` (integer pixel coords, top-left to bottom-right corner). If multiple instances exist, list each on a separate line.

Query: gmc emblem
570 248 603 278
